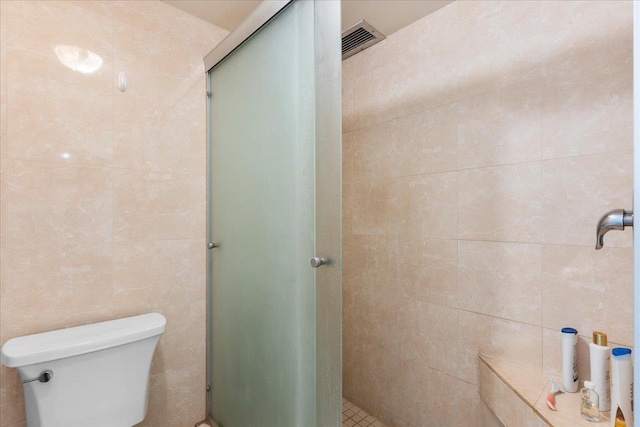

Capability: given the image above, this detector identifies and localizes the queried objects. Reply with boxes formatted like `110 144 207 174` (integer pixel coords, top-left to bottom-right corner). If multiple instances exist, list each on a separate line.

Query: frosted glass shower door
206 1 341 426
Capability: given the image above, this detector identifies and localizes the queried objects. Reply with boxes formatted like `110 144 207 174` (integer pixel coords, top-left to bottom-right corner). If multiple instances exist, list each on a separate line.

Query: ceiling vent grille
342 20 386 60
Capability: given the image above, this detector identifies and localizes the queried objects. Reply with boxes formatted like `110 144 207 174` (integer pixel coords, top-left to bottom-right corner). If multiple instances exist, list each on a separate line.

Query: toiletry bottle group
561 328 634 425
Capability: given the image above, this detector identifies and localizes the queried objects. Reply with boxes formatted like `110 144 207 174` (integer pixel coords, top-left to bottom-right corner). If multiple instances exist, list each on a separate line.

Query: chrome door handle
208 242 219 249
310 257 329 268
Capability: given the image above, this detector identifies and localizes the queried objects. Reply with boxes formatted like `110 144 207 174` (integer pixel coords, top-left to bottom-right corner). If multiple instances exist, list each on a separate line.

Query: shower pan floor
201 398 386 427
342 398 386 427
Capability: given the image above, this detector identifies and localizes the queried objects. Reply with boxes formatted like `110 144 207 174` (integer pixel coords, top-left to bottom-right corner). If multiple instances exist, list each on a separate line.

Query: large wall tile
3 160 113 242
351 62 399 131
396 1 459 58
397 171 458 239
542 244 633 346
187 75 208 196
6 45 113 93
455 1 543 100
113 169 205 241
1 8 7 166
343 288 406 354
344 119 397 183
7 75 113 166
68 0 115 18
458 81 541 169
151 297 199 375
394 363 459 426
109 1 170 34
112 0 225 49
343 234 398 295
458 241 542 325
0 365 25 427
342 126 355 184
114 93 205 175
343 338 402 418
188 354 207 422
396 43 460 118
0 161 5 240
187 301 207 369
541 328 567 381
542 71 632 160
457 310 542 385
0 235 113 339
113 19 191 79
342 77 357 134
541 152 633 247
345 178 400 236
539 1 632 84
3 1 113 59
396 302 458 376
397 236 458 308
139 368 191 427
113 239 205 303
397 103 457 176
458 163 541 243
395 1 461 116
114 56 191 107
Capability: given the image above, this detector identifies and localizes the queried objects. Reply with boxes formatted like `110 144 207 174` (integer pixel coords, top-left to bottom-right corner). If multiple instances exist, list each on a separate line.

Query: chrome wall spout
595 209 633 250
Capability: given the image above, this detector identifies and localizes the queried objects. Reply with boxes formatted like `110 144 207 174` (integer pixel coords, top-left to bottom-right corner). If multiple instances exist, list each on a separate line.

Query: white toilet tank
0 313 166 427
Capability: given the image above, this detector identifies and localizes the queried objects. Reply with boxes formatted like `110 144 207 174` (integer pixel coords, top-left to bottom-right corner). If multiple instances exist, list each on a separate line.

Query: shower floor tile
203 399 385 427
342 398 386 427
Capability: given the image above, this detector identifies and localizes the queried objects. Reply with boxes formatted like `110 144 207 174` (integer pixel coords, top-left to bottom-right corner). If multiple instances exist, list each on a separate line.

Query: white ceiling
164 0 453 37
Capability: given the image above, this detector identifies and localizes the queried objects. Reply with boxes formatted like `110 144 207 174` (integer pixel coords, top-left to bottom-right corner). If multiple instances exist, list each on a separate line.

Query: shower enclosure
204 1 342 426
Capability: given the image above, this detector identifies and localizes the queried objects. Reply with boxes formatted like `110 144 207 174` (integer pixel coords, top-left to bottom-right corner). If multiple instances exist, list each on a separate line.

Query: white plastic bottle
589 331 611 412
610 347 633 427
561 327 579 392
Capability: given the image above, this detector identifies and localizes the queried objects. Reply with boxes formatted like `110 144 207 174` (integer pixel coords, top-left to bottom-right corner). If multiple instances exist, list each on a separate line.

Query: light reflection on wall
54 45 103 74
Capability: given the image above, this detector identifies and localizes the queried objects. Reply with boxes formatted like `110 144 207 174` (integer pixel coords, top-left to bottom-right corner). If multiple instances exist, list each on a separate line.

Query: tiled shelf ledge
479 356 610 427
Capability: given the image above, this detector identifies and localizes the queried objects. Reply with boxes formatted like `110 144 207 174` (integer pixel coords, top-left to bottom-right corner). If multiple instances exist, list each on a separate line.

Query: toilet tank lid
0 313 166 368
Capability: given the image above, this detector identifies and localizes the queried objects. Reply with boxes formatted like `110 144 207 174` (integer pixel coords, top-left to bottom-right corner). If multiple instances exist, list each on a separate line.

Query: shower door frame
203 1 342 425
634 3 639 425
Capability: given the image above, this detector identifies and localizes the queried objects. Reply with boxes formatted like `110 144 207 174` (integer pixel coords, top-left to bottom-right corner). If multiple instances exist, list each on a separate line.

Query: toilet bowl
0 313 166 427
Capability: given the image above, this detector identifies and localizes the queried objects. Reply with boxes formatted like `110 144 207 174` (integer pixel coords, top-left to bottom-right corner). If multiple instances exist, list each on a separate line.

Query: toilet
0 313 166 427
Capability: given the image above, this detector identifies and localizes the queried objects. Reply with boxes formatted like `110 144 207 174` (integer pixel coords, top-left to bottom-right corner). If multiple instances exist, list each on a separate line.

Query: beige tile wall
342 1 633 426
0 2 227 426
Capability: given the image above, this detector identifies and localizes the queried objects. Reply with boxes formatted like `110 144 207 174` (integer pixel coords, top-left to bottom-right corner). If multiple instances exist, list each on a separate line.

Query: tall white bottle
589 331 611 412
610 348 633 427
561 327 579 392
